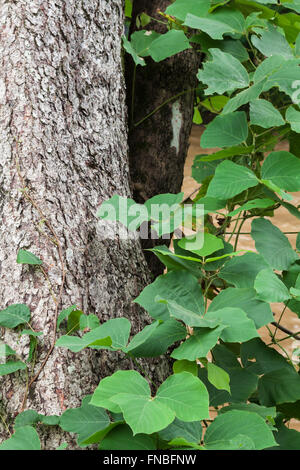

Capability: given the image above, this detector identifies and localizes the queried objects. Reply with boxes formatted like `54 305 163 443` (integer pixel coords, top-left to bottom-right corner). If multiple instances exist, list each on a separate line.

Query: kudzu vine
1 0 300 451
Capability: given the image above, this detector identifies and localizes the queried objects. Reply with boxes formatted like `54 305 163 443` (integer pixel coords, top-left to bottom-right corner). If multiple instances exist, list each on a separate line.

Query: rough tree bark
126 0 201 277
0 0 169 448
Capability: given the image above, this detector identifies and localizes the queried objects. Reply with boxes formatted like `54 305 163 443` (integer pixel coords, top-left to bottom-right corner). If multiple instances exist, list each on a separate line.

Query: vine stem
15 139 66 410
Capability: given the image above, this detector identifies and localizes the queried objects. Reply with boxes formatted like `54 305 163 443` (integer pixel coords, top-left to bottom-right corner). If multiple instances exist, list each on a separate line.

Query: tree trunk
0 0 168 448
126 0 201 277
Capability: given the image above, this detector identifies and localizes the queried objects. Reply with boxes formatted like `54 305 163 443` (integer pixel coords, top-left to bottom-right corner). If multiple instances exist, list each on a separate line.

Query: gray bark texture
0 0 169 449
126 0 201 277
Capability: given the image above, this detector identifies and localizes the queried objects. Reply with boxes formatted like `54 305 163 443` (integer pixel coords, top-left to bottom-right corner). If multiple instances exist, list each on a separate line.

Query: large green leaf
204 410 277 450
206 160 258 199
148 29 191 62
250 99 285 128
134 271 204 321
165 0 210 21
208 287 273 329
0 304 31 328
0 426 41 450
158 299 219 328
251 25 294 59
254 268 291 302
184 9 245 40
204 307 259 343
156 372 209 422
251 218 298 270
219 252 269 288
125 319 186 357
60 396 110 446
130 30 161 57
171 325 226 361
201 112 248 148
258 367 300 406
261 151 300 192
196 145 253 163
197 48 249 95
91 371 209 435
241 338 291 375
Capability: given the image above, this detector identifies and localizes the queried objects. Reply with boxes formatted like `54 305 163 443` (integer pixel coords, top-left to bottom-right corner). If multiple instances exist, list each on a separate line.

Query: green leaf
184 9 245 40
208 287 273 329
205 307 259 343
200 95 230 113
261 151 300 192
178 232 224 257
207 363 231 393
126 319 186 358
158 299 219 328
219 252 269 288
122 35 146 66
0 360 27 376
0 426 41 450
197 48 249 95
207 160 258 199
201 112 248 148
158 418 202 444
250 99 285 128
251 218 298 271
286 106 300 133
254 268 291 302
0 304 31 328
148 29 191 62
258 367 300 406
17 249 42 266
156 372 209 422
100 424 156 450
165 0 210 21
60 395 110 446
241 338 291 375
204 410 277 450
130 30 161 57
251 25 294 60
171 325 226 361
134 271 204 321
227 198 275 217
